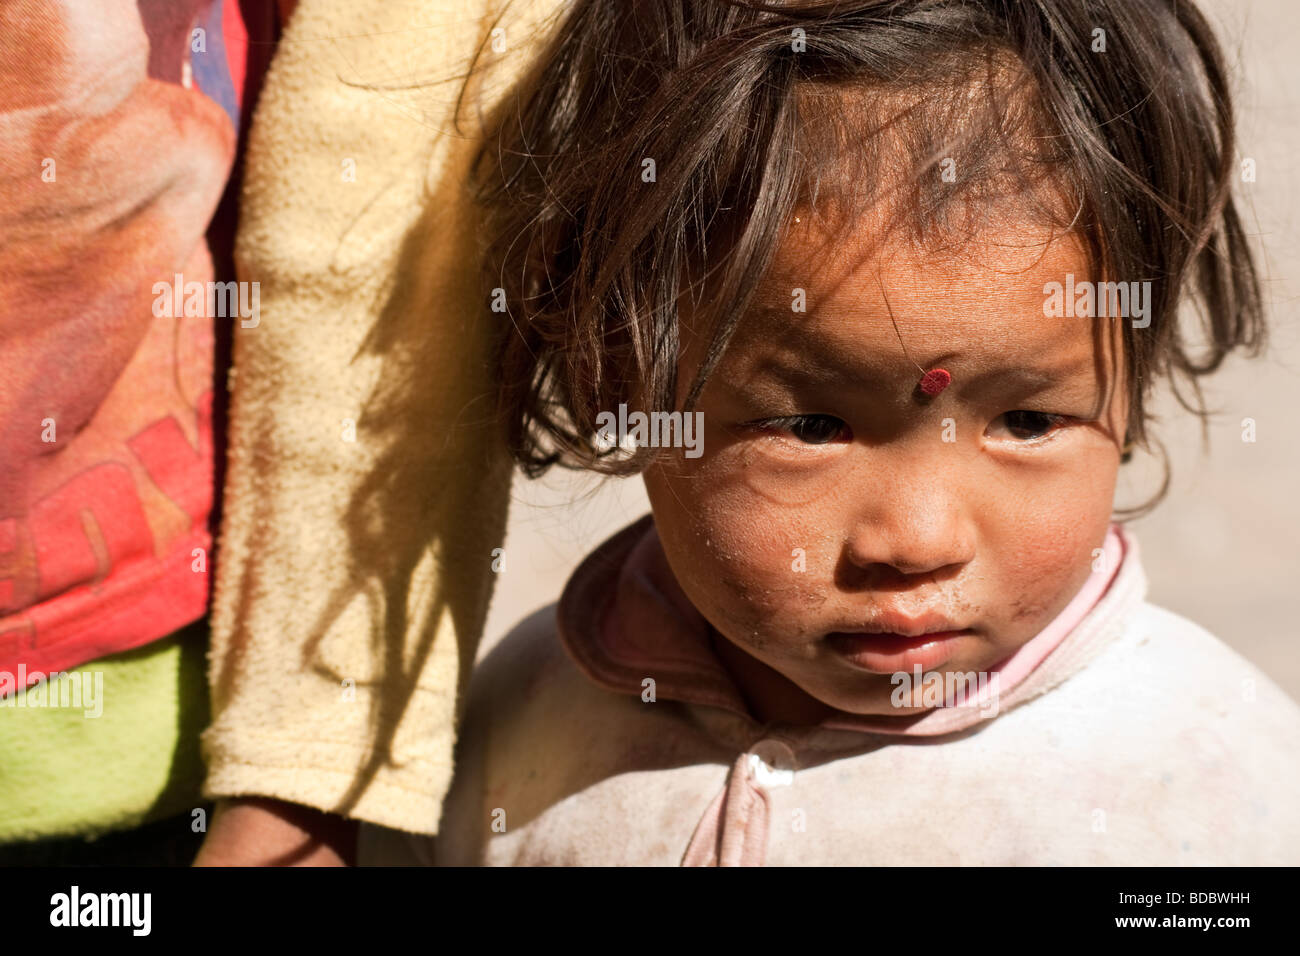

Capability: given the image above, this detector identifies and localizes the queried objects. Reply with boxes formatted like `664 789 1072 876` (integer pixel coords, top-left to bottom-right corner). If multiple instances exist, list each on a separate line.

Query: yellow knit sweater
201 0 563 835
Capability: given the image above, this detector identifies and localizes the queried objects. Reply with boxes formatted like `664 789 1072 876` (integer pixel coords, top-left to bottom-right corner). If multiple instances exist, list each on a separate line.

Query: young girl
370 0 1300 865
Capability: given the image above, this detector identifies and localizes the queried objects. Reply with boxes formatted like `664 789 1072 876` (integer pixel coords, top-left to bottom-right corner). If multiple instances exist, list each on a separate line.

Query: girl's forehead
767 202 1086 286
751 220 1092 339
717 221 1123 400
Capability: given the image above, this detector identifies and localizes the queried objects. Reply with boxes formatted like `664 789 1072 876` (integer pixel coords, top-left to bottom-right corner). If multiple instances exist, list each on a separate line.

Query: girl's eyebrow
741 347 1098 400
747 299 1098 388
958 364 1083 393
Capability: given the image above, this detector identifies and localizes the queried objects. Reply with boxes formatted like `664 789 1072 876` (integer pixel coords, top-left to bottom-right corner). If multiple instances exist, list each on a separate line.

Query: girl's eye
989 410 1070 442
754 414 851 445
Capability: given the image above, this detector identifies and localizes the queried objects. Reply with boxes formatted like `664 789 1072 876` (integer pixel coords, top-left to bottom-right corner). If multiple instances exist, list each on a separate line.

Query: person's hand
193 797 359 866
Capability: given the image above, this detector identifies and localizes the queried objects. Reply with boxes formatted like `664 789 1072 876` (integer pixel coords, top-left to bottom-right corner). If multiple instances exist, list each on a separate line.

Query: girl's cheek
684 500 835 637
648 461 827 627
695 416 853 509
991 496 1111 635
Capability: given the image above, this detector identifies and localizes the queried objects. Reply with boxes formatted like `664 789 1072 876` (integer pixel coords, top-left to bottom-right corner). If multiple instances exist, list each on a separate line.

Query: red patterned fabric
0 0 278 688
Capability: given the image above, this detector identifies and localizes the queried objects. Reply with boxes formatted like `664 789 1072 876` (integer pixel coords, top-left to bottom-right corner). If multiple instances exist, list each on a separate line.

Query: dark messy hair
463 0 1264 518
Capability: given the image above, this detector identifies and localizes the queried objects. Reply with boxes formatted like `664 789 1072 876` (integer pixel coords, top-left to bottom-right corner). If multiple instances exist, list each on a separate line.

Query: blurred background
478 0 1300 702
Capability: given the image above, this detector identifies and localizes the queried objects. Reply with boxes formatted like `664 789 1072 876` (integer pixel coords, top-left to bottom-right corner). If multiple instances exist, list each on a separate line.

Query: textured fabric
0 0 252 680
0 618 210 842
681 751 772 867
0 0 280 843
410 513 1300 866
201 0 566 834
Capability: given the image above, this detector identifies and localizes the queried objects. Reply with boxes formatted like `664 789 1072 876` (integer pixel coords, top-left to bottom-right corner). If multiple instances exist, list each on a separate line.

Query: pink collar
558 513 1144 739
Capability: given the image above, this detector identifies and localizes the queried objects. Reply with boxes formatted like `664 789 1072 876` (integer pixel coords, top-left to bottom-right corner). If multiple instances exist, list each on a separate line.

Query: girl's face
643 215 1129 724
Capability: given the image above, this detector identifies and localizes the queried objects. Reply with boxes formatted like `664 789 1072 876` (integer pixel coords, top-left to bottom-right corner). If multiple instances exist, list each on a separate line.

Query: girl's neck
707 625 838 727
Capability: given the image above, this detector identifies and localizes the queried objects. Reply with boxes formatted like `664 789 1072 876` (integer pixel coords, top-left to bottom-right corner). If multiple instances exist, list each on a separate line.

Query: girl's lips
825 630 970 674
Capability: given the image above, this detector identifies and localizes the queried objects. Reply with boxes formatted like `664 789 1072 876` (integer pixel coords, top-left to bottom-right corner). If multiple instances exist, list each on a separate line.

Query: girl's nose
842 467 976 579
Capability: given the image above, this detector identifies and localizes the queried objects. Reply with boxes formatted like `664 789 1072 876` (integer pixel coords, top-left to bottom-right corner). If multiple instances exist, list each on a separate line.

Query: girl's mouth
824 630 970 674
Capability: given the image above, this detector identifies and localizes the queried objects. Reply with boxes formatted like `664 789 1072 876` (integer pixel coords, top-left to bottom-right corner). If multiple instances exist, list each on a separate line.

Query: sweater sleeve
200 0 563 834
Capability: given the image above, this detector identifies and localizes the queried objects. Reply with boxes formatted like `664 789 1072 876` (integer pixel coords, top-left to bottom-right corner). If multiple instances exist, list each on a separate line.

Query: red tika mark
919 368 951 396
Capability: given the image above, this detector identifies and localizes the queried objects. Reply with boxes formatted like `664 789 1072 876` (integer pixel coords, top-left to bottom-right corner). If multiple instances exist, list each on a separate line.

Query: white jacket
363 513 1300 865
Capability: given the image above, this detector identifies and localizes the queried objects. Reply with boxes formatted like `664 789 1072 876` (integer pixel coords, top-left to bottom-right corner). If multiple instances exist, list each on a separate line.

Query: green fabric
0 618 210 843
